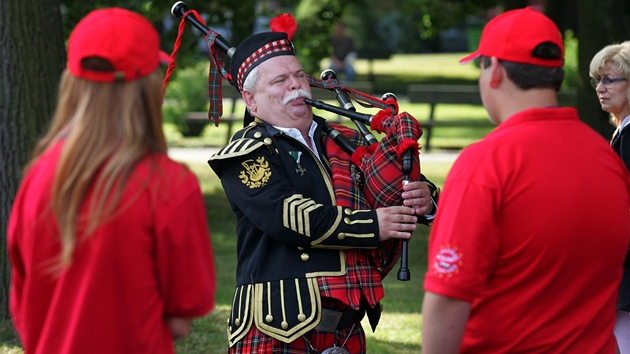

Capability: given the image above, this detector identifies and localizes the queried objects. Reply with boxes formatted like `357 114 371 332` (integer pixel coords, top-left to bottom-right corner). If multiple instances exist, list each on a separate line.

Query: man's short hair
480 41 565 91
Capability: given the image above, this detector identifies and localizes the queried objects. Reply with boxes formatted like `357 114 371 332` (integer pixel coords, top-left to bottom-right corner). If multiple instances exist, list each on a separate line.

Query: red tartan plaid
308 75 423 210
229 298 367 353
317 247 387 309
205 30 226 126
361 113 421 209
319 121 421 308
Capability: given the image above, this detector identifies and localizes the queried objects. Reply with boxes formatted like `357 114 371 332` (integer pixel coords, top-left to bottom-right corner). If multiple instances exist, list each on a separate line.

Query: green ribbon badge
289 151 306 176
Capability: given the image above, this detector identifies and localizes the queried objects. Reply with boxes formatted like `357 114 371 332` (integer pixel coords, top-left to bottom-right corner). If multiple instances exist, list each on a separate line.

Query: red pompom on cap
270 13 297 40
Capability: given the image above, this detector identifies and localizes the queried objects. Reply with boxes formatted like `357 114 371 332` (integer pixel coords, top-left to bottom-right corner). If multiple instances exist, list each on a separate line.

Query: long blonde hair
25 66 167 270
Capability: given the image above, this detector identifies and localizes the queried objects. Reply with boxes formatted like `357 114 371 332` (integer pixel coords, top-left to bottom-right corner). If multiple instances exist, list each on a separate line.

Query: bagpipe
167 1 427 281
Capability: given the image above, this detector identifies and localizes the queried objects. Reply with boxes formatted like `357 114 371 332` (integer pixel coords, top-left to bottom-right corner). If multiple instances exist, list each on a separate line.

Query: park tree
0 0 66 320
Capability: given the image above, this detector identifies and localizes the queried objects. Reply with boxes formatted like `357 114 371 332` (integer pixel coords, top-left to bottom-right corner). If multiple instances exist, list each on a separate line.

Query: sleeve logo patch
432 246 462 277
239 156 272 188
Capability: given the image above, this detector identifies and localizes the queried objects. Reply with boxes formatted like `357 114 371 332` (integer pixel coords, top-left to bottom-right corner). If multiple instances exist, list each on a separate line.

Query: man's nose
288 75 301 89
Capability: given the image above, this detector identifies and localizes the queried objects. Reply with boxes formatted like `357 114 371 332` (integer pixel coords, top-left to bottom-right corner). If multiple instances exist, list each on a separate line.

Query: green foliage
59 0 255 70
59 0 161 37
562 29 579 90
292 0 347 75
163 59 210 135
413 0 494 39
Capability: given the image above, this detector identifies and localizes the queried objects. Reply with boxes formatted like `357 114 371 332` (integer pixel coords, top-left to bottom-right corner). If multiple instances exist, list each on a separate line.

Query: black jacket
208 116 382 344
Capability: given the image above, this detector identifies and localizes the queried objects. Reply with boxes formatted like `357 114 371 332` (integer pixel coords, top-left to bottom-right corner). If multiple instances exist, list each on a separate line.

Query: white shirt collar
274 120 321 160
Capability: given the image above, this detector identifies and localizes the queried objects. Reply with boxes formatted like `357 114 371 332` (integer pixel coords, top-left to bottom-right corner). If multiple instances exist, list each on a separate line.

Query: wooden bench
183 82 243 144
407 84 577 150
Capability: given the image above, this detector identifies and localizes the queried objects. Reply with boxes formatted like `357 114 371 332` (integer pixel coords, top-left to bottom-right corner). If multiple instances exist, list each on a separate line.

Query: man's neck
496 88 558 124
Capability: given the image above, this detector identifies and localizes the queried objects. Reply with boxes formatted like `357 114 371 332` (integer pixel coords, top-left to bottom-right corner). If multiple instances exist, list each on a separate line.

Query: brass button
264 137 273 145
297 313 306 322
344 208 352 215
301 253 310 261
253 132 262 138
281 321 289 330
235 318 241 326
338 233 346 240
344 217 351 224
266 314 274 323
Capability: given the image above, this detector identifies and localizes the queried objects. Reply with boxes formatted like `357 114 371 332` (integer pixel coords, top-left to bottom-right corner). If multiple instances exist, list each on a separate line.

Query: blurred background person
8 8 216 354
590 40 630 354
329 22 357 82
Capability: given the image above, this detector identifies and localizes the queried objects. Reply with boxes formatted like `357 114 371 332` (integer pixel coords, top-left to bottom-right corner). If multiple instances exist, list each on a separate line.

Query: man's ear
489 57 504 89
242 90 257 116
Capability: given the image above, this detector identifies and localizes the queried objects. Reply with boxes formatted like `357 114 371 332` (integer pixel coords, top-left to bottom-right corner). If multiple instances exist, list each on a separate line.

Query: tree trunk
0 0 65 320
575 0 630 138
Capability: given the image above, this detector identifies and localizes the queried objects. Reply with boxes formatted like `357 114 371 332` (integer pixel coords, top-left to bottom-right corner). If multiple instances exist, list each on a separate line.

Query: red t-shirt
9 142 216 354
425 107 630 353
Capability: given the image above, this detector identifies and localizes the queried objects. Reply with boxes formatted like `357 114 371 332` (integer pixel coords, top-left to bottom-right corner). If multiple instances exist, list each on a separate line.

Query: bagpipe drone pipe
167 1 427 281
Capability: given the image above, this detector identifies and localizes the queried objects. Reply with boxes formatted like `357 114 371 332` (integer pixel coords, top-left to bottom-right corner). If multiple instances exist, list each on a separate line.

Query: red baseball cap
68 8 166 82
460 7 564 67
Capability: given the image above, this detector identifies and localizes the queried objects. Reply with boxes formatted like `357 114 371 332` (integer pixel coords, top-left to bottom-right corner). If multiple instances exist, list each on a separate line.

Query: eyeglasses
590 77 627 89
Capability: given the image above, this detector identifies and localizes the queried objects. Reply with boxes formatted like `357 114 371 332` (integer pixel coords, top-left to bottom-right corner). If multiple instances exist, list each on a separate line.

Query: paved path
168 147 460 164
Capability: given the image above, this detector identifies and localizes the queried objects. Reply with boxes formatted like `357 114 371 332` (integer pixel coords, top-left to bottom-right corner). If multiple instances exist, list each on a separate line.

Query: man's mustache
282 89 312 105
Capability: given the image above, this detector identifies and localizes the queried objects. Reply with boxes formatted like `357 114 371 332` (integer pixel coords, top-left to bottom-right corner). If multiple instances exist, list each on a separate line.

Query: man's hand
375 206 417 241
166 317 192 340
402 181 434 216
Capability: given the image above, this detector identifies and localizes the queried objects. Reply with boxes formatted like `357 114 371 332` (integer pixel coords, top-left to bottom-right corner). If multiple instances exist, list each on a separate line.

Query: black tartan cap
230 31 295 93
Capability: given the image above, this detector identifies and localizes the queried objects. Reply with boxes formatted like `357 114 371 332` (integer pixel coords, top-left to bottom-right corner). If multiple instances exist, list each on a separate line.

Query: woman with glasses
590 40 630 354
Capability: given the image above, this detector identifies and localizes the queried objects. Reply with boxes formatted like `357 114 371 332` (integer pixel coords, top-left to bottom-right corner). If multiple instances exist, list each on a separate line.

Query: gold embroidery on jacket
283 195 323 236
227 285 254 346
344 217 374 225
253 278 321 343
239 156 272 188
280 280 288 329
